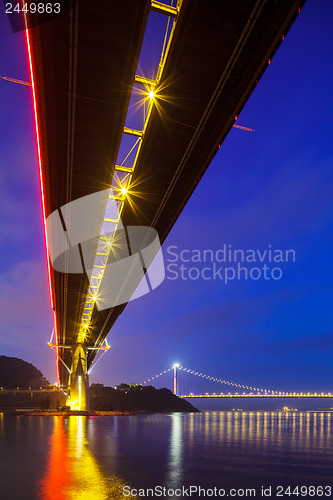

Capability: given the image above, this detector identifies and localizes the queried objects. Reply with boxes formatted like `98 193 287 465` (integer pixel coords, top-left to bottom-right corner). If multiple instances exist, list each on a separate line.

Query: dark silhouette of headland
0 356 198 413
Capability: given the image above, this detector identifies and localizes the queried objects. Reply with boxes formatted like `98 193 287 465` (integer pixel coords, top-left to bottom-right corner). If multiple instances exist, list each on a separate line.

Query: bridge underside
27 0 305 395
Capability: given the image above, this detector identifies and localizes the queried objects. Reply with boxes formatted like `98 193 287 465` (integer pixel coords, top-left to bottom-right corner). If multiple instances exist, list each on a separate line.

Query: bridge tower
67 344 89 411
173 364 179 396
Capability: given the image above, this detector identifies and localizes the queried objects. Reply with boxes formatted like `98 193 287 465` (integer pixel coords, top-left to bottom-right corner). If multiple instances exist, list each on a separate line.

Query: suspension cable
178 366 283 395
140 367 173 386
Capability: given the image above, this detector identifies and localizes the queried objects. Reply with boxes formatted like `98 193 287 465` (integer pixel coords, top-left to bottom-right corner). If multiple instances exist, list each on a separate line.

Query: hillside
90 383 199 412
0 356 199 412
0 355 50 389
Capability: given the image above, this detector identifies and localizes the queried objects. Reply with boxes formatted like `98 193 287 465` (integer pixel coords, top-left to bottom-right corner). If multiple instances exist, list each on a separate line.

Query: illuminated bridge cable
49 345 71 374
139 366 333 398
87 347 109 375
49 327 55 345
140 367 173 386
178 366 280 395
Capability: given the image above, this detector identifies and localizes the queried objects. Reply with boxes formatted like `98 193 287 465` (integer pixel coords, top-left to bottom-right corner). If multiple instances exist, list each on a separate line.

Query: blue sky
0 1 333 401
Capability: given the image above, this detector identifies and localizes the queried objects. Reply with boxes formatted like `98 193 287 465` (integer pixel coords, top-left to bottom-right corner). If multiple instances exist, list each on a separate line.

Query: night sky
0 1 333 402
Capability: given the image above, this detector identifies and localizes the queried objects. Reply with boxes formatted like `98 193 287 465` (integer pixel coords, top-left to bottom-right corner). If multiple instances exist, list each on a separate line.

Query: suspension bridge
14 0 307 410
140 365 333 399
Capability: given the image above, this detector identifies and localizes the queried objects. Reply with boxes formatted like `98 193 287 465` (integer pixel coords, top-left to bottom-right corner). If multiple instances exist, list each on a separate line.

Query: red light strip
53 310 60 382
24 17 60 382
24 27 53 308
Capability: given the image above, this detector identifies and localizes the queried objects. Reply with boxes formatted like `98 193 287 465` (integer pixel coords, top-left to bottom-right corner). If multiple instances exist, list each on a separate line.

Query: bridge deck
182 394 333 399
28 0 304 386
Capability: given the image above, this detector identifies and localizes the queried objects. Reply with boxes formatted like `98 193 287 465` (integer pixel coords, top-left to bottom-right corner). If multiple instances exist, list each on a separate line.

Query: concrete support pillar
67 343 89 411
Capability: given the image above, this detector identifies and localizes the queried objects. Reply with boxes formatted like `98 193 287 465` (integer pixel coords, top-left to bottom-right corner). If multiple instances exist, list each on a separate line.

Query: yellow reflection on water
40 417 135 500
187 411 333 455
168 413 183 487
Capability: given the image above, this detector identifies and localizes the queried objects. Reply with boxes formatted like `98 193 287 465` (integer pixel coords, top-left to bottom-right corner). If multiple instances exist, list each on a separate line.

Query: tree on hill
0 355 50 389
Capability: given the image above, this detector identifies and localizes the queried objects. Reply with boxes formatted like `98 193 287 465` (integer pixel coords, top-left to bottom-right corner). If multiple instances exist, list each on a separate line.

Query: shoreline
10 410 135 416
2 408 333 416
4 409 200 416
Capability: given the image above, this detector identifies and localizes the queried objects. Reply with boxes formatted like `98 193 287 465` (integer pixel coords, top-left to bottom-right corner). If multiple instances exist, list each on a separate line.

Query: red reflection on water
41 417 69 500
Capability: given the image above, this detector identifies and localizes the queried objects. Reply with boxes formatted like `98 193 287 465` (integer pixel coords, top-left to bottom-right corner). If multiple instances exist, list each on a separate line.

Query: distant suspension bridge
140 365 333 399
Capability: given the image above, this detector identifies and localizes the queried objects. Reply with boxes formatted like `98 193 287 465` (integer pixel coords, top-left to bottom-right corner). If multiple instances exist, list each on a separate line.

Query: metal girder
49 343 71 349
123 127 144 137
134 75 157 87
115 164 133 173
87 346 110 350
49 343 109 351
151 0 178 18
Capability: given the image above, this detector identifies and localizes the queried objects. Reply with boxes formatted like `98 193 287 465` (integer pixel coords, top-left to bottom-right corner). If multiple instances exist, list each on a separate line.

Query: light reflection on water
1 411 333 498
168 413 183 489
39 416 135 500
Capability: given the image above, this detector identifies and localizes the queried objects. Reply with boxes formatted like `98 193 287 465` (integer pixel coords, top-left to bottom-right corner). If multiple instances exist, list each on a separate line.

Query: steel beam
151 1 178 18
134 75 157 87
123 127 144 137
